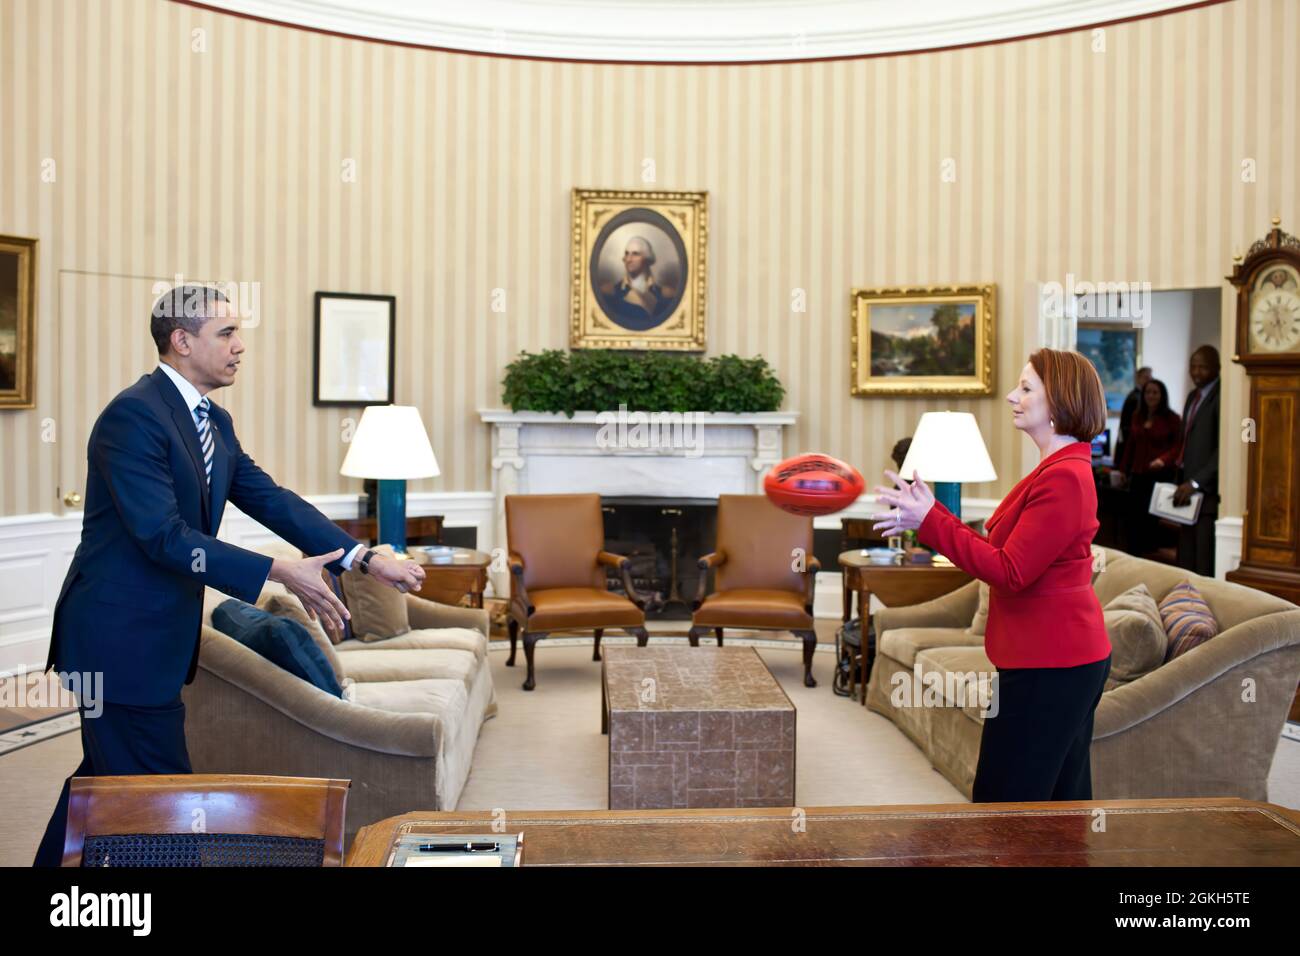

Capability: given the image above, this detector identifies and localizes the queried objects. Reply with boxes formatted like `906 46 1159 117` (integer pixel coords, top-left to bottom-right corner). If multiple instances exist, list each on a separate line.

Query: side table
408 546 491 609
838 551 973 705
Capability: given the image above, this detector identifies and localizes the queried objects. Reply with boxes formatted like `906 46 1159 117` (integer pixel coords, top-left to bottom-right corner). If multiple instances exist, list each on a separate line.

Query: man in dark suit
32 285 424 866
1161 345 1220 576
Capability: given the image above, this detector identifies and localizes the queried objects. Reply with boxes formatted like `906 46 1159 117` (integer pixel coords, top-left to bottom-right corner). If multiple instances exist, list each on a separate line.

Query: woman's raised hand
871 470 936 536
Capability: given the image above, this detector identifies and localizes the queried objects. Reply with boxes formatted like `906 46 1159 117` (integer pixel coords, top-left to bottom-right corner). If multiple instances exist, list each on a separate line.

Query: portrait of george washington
590 210 687 333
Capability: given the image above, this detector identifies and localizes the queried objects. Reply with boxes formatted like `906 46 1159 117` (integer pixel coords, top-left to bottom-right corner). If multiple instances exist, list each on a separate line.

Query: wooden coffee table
600 645 795 811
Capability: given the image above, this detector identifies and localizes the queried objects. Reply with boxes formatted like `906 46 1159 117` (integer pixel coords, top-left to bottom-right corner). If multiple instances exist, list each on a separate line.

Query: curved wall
0 0 1295 517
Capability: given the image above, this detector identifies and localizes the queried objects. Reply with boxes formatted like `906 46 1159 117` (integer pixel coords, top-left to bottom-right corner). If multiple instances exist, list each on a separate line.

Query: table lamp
340 405 440 553
897 411 997 520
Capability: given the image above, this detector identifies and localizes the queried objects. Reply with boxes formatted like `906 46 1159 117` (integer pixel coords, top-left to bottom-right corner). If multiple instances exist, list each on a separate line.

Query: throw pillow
1158 581 1220 661
1103 583 1164 635
339 543 412 642
262 592 344 684
211 599 344 698
1102 608 1167 686
968 582 990 636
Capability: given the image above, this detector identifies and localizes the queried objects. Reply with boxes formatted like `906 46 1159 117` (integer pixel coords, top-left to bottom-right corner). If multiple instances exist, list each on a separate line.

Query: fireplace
480 409 798 601
600 497 718 621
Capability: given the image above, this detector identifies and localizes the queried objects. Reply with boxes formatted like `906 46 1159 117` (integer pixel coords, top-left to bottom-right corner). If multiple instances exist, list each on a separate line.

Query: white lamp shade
898 411 997 484
339 405 440 480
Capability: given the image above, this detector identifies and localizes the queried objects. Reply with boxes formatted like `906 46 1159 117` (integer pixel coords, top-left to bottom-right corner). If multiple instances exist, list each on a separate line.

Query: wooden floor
348 798 1300 867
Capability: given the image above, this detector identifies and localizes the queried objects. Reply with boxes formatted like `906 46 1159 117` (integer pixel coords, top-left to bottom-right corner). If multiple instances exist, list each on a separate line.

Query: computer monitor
1091 428 1111 458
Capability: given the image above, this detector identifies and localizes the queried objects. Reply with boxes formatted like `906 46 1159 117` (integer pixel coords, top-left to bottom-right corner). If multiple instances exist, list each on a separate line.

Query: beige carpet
457 635 965 812
3 635 1298 867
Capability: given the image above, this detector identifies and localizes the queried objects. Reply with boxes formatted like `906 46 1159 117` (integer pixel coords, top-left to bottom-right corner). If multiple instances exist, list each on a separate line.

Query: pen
417 842 500 852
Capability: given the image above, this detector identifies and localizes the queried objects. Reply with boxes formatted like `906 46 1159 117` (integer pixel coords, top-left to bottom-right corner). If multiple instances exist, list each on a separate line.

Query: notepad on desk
386 832 524 867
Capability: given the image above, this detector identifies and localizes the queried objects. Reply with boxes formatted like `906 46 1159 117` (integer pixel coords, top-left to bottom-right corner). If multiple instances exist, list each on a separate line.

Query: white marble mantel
478 408 798 589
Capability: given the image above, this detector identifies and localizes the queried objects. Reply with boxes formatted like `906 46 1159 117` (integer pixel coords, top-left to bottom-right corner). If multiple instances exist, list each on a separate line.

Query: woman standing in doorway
873 348 1113 802
1116 377 1181 557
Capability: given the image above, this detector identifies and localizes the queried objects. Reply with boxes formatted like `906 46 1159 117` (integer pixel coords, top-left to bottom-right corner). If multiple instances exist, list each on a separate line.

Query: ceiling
193 0 1212 63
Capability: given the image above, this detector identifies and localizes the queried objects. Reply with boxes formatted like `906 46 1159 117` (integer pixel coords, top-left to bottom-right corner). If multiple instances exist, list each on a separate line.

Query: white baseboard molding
1215 515 1242 581
0 491 495 675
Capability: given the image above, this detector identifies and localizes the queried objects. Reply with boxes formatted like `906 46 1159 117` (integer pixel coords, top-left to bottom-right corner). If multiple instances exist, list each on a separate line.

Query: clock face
1250 264 1300 352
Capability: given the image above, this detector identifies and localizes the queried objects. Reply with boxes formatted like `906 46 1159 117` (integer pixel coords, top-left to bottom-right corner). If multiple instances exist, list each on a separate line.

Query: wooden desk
838 552 973 704
346 798 1300 866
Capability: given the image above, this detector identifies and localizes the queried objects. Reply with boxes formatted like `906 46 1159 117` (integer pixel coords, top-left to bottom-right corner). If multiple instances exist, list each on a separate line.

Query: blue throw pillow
212 599 344 698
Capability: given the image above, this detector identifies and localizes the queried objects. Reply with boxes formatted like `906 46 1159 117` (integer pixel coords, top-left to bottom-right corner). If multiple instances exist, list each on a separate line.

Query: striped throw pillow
1158 581 1219 661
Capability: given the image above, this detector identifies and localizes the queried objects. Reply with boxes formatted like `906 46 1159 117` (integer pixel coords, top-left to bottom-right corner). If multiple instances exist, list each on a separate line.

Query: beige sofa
865 547 1300 801
182 554 497 844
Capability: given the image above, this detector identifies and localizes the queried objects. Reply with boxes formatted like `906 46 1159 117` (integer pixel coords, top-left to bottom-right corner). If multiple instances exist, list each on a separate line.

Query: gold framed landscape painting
570 188 707 350
0 235 37 409
850 284 996 396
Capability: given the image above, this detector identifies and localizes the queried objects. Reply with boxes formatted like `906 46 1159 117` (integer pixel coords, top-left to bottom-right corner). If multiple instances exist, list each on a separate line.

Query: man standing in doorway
1160 345 1220 576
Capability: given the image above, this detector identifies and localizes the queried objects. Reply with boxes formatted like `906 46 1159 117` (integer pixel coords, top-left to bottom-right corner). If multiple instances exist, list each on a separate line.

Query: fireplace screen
600 497 718 621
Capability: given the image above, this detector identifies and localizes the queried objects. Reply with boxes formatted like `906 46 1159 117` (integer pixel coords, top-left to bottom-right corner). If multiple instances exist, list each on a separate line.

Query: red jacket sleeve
916 468 1086 592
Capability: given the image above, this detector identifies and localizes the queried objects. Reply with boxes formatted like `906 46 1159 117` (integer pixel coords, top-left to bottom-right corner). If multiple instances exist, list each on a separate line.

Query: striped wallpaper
0 0 1295 519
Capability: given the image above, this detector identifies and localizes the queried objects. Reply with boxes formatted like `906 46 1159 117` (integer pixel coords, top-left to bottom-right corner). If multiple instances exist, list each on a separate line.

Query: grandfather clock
1225 218 1300 605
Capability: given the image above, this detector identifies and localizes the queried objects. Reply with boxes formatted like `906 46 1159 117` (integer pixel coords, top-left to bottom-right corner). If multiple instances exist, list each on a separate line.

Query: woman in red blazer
874 348 1112 802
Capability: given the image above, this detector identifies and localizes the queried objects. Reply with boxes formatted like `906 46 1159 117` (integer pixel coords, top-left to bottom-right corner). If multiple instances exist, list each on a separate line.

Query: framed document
313 292 395 407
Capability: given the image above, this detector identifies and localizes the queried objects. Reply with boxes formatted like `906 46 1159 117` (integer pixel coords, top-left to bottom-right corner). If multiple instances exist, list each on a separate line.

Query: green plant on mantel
501 349 785 417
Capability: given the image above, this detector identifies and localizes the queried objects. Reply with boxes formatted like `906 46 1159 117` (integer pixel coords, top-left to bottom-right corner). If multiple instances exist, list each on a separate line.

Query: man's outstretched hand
365 552 426 594
268 548 426 640
269 548 352 639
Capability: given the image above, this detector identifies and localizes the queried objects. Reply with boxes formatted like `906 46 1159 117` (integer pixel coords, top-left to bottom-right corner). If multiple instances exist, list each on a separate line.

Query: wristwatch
1189 479 1200 491
357 548 378 574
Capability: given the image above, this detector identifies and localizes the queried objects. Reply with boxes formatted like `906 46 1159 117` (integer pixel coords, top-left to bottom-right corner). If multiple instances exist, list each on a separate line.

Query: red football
763 453 866 516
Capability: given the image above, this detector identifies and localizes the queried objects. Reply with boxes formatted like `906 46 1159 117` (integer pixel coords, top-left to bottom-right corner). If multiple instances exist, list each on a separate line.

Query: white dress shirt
156 363 365 571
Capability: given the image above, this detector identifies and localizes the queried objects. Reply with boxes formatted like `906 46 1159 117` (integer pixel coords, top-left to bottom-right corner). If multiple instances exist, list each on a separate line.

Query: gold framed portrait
0 235 37 409
570 188 707 351
850 284 996 397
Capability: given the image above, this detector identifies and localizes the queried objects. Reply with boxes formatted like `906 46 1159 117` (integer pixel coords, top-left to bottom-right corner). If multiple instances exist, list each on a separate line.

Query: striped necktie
1175 388 1204 469
195 397 213 489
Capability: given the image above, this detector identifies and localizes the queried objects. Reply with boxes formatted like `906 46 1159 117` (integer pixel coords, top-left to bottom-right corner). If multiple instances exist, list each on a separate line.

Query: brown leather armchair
690 494 821 687
505 493 649 690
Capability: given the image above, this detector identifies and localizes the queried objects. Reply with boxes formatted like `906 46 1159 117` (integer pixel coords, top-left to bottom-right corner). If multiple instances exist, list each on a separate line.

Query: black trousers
1177 510 1217 577
32 696 191 867
972 655 1111 803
